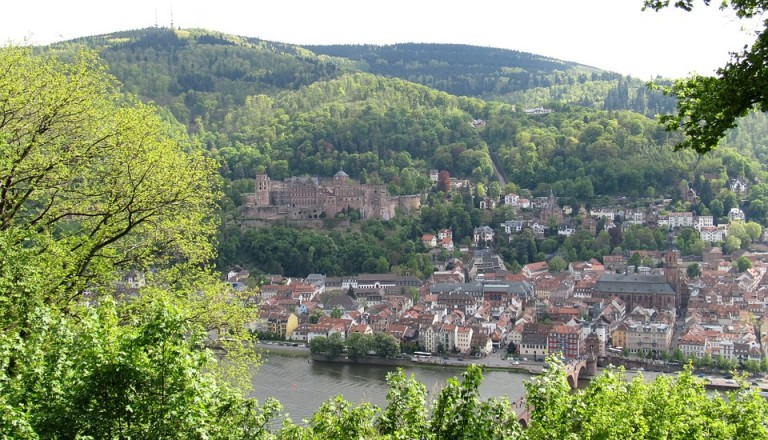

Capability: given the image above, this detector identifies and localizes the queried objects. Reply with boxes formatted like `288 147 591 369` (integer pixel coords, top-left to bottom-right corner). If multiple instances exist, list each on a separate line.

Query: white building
557 223 576 237
694 216 714 230
728 208 746 223
668 212 694 228
503 220 525 234
623 209 645 225
678 333 707 359
590 208 616 220
473 226 495 245
699 225 728 242
731 178 748 194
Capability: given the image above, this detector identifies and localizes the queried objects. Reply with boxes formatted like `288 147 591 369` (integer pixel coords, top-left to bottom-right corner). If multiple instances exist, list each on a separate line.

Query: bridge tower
586 351 598 377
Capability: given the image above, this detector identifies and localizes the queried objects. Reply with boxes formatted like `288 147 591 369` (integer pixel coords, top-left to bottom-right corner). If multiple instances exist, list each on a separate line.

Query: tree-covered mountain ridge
55 27 673 116
305 42 677 114
48 27 768 201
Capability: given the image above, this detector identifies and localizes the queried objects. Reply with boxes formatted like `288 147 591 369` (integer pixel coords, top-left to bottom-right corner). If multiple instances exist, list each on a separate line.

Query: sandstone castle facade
243 170 421 221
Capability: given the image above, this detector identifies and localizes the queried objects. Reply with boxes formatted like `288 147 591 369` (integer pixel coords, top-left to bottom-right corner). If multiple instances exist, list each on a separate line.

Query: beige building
625 321 673 355
256 310 299 339
456 326 474 354
611 323 627 349
679 333 708 359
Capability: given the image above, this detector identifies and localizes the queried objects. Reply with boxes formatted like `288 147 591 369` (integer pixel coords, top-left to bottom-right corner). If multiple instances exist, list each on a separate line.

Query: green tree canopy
372 333 401 358
309 333 345 360
744 221 763 241
524 357 768 439
345 333 373 361
645 0 768 154
548 255 568 272
0 46 262 437
736 255 753 272
276 359 768 438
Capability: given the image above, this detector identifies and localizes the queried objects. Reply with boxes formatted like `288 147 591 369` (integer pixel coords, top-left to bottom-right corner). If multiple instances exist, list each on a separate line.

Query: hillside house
502 220 525 234
422 234 437 248
479 197 497 210
731 178 748 194
729 208 746 222
473 226 495 245
504 193 520 206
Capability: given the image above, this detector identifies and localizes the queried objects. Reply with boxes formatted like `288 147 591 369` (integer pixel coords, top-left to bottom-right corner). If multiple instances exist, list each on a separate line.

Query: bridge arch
512 397 530 428
565 359 589 389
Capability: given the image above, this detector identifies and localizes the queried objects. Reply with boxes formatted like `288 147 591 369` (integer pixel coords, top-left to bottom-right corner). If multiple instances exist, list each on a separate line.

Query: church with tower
592 250 685 312
539 190 564 224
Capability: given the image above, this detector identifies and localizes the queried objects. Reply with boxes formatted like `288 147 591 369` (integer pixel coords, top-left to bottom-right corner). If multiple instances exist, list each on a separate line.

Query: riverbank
254 342 768 393
255 341 311 357
311 354 411 366
410 355 543 374
255 341 534 372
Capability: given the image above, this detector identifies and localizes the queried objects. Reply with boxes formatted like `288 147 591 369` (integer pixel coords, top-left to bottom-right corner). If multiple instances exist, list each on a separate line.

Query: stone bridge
514 356 597 427
565 357 596 389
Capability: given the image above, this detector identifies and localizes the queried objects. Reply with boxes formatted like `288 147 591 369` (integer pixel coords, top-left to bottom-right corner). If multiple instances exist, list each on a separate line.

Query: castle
243 170 421 221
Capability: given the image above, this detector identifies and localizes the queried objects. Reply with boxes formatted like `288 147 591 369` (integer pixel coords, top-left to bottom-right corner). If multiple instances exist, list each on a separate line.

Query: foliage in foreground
645 0 768 154
0 45 264 438
277 364 523 440
107 355 765 440
525 358 768 440
271 358 768 440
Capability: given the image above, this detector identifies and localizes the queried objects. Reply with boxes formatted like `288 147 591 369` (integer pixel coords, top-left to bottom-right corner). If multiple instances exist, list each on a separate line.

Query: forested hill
47 27 768 203
304 43 583 87
305 43 676 116
54 27 353 115
54 28 674 120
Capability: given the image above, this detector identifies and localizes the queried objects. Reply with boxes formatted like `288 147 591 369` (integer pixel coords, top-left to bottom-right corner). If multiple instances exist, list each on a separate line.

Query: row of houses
240 242 768 363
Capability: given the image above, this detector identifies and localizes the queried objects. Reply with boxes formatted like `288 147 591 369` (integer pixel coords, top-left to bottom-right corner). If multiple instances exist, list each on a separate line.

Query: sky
2 0 762 79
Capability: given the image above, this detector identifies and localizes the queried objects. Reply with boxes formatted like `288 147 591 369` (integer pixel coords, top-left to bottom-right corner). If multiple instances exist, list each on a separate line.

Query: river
249 353 534 423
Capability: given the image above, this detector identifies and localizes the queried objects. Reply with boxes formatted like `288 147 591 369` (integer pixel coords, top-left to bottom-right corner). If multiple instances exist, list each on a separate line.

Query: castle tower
254 174 271 206
333 169 349 185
